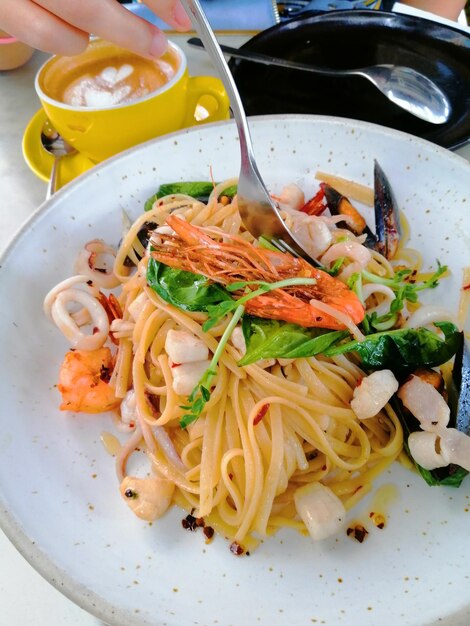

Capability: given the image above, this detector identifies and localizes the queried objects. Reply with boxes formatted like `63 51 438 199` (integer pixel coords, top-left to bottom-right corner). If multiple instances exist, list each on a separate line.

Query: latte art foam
40 43 180 109
63 64 136 107
62 59 177 107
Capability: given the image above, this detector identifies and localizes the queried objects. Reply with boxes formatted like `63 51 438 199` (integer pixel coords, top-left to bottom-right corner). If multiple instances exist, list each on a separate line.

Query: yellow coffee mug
34 39 230 163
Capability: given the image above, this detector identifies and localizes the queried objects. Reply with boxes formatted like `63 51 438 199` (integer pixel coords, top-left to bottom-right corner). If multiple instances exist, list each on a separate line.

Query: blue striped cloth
123 1 396 32
301 1 394 10
123 1 279 31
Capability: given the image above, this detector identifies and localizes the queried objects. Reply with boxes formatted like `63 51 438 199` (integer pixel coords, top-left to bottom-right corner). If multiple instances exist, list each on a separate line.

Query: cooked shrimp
58 347 120 413
150 215 365 330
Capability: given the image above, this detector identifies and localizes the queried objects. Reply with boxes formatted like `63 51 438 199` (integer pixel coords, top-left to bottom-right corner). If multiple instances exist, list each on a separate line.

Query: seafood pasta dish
44 162 469 554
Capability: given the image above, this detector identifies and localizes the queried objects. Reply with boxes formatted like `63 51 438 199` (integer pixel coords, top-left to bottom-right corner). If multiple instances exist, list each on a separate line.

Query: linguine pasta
45 175 462 554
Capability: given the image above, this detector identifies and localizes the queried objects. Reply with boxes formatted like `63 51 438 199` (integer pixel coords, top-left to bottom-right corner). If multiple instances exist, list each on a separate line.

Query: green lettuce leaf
144 181 237 211
147 258 232 312
239 316 348 366
324 322 461 372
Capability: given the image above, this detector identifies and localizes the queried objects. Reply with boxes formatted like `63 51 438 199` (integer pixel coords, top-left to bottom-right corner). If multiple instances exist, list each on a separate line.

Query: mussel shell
373 160 402 259
451 336 470 434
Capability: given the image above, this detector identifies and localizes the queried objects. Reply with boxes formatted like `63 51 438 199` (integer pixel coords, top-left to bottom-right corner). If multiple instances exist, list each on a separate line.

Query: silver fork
181 0 317 264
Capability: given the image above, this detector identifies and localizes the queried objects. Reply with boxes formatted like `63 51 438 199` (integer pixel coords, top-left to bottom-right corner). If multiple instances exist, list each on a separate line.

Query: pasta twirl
45 175 465 554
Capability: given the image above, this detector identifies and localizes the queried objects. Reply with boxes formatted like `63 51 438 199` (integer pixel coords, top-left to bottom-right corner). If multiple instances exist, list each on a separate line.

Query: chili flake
346 524 369 543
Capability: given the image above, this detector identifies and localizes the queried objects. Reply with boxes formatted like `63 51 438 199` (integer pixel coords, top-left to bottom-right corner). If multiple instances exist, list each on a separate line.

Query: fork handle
180 0 257 167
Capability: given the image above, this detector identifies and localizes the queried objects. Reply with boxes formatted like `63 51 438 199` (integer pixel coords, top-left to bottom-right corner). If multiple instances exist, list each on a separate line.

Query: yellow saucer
22 109 95 190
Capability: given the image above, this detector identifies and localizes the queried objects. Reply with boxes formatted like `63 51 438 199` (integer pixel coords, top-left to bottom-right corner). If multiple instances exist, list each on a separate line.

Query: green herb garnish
180 305 245 428
360 260 447 331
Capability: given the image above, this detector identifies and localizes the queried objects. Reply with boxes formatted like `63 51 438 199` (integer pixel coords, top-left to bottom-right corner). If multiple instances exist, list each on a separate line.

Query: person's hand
400 0 466 21
0 0 192 58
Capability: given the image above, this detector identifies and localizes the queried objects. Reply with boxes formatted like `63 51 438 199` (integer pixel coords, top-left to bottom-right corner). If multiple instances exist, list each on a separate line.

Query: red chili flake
315 316 323 322
464 283 470 291
86 280 93 286
352 485 363 495
229 541 245 556
228 473 233 481
170 362 181 368
92 326 99 334
321 465 327 471
253 403 270 426
346 524 369 543
195 517 205 528
355 377 363 387
203 526 214 541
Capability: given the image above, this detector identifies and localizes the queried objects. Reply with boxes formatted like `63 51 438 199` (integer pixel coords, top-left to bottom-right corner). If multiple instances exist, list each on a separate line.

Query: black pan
228 10 470 149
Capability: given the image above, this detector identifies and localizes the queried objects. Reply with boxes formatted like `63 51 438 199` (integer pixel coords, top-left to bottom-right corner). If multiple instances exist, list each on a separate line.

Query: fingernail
149 31 168 58
173 2 192 30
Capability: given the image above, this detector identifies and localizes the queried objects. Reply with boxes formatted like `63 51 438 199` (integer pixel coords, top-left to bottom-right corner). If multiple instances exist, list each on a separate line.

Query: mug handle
183 76 230 126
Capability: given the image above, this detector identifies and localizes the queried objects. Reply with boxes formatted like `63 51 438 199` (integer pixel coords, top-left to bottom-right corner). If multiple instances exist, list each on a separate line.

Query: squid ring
43 274 95 320
51 288 109 350
75 239 120 289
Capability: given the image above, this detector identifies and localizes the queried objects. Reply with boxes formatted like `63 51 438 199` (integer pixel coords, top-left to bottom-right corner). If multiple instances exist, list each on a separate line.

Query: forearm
399 0 466 20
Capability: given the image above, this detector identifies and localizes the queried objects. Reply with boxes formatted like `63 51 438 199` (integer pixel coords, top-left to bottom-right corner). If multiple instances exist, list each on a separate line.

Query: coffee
39 40 180 108
35 39 229 163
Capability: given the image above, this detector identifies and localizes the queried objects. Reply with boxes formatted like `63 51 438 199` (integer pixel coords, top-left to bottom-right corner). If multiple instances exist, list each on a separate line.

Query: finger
32 0 177 58
142 0 192 31
1 0 89 55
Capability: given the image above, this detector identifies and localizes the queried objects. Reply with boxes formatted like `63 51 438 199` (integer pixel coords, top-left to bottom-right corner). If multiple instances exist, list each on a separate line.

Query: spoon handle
181 1 257 167
187 36 450 125
46 157 60 200
187 37 348 77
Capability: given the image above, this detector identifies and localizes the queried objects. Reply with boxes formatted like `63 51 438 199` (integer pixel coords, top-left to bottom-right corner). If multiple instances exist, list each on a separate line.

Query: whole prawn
150 215 364 330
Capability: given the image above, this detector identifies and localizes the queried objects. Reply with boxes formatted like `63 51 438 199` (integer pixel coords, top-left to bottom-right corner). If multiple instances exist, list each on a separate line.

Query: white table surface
1 30 469 626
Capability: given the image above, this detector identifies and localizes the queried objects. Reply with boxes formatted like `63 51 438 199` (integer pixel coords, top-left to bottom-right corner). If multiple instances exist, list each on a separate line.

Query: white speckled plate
1 115 469 626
